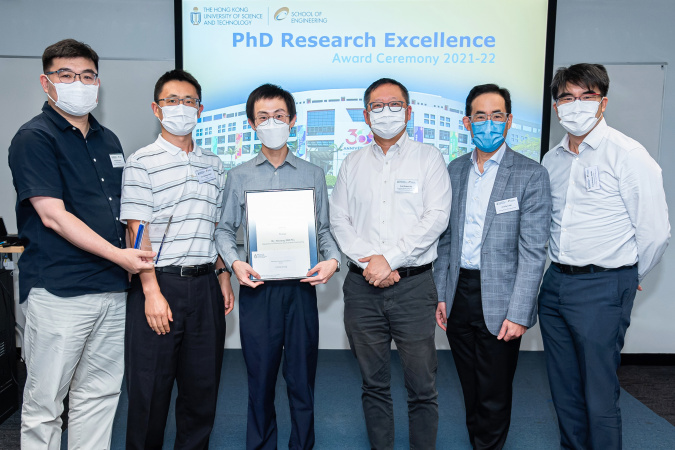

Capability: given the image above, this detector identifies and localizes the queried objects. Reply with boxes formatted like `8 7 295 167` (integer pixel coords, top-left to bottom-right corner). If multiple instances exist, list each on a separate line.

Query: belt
155 263 215 277
459 268 481 278
347 261 432 279
551 261 637 275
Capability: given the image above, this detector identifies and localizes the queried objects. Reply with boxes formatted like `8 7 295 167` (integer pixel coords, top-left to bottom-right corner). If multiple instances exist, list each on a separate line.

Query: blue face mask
471 119 507 152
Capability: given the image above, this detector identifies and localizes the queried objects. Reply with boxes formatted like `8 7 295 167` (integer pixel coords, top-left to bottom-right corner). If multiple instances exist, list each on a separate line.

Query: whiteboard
547 63 667 161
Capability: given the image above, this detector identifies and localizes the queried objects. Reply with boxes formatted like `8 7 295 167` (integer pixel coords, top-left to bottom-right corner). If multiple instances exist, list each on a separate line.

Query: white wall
1 0 674 352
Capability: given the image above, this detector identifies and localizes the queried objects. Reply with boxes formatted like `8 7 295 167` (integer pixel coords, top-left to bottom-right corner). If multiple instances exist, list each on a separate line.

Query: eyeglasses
44 69 99 85
556 93 602 105
368 101 406 113
157 97 201 108
255 114 290 126
469 112 509 123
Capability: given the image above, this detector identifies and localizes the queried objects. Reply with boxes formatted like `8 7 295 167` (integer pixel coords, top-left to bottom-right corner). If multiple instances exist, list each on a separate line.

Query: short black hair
246 84 297 122
363 78 410 108
42 39 99 73
550 63 609 100
465 84 512 116
154 69 202 103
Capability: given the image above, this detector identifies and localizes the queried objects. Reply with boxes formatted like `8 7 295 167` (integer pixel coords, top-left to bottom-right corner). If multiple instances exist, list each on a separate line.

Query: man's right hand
378 270 401 288
145 290 173 335
436 302 447 331
232 260 264 288
114 248 156 274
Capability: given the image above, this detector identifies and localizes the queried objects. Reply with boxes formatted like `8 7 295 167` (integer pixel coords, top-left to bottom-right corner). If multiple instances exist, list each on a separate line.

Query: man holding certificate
215 84 341 450
330 78 451 450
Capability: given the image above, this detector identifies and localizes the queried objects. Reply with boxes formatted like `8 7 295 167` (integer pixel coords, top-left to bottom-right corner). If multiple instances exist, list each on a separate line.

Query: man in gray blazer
434 84 552 450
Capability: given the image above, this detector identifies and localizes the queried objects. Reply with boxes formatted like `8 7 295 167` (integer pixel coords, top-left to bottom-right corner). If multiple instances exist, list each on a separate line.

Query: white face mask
256 119 290 150
557 99 603 136
158 104 198 136
47 79 98 116
368 108 407 139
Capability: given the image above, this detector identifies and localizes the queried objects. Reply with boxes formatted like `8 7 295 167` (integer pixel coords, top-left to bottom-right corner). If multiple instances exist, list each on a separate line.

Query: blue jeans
538 264 639 450
343 270 439 450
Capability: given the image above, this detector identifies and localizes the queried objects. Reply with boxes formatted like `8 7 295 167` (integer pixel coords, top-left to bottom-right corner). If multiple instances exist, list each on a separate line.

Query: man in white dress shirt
539 63 670 450
330 78 451 450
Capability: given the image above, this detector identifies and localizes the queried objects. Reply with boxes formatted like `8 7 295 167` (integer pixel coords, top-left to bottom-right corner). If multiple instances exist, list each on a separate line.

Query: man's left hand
497 319 527 342
218 271 235 315
359 255 392 287
301 259 339 285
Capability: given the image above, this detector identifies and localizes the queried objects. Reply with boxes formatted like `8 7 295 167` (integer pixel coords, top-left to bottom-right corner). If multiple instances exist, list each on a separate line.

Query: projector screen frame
174 0 558 162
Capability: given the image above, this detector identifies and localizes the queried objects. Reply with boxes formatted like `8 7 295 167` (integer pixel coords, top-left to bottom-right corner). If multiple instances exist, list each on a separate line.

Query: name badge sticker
495 197 519 214
109 153 125 168
395 179 419 194
196 166 217 184
584 166 600 191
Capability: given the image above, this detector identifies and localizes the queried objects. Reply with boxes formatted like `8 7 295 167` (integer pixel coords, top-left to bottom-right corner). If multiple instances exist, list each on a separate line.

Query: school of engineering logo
190 7 201 25
274 7 289 21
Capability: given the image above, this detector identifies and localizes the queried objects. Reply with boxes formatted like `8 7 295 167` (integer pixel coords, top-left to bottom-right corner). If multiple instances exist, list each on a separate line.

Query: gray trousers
343 270 439 450
21 288 126 450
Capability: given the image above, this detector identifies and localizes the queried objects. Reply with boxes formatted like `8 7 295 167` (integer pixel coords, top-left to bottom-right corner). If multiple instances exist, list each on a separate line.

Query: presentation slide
179 0 554 182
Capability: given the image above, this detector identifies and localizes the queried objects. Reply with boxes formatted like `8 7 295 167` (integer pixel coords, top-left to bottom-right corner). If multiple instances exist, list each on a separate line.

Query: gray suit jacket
433 146 552 335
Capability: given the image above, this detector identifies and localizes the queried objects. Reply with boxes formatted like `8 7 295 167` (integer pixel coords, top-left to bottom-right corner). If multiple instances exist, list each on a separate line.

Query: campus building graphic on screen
193 89 542 177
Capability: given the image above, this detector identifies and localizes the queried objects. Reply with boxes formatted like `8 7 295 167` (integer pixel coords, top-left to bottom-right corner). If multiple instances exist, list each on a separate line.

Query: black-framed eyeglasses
255 114 291 126
469 112 509 123
44 69 99 85
368 101 407 113
157 97 201 108
555 93 602 106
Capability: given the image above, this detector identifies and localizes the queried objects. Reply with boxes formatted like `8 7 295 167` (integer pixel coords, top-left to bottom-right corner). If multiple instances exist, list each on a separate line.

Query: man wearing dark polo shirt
8 39 154 449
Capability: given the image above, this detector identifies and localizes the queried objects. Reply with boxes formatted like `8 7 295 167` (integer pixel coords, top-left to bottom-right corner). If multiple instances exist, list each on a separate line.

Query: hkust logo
274 7 289 21
190 7 201 25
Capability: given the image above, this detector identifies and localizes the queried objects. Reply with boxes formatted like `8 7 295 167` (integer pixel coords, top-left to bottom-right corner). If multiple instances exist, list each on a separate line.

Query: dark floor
0 351 673 449
617 364 675 426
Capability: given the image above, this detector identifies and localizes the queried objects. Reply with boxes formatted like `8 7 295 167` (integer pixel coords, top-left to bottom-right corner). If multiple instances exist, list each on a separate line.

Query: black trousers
446 269 521 450
344 270 439 450
125 271 225 450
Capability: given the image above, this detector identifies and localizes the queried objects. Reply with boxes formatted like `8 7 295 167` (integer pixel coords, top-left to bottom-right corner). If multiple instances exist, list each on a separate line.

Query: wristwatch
215 267 231 277
334 259 341 272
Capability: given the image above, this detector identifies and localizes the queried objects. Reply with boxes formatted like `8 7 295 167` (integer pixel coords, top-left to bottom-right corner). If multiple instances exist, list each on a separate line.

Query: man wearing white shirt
330 78 451 449
539 63 670 450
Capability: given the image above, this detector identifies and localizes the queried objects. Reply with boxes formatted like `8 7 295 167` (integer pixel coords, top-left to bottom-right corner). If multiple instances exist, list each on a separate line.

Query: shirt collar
582 117 608 150
254 148 298 168
42 101 102 133
555 117 608 155
372 131 409 157
470 142 506 167
155 133 202 156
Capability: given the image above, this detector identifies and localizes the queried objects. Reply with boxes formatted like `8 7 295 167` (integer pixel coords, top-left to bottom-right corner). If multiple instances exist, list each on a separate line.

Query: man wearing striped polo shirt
120 69 234 449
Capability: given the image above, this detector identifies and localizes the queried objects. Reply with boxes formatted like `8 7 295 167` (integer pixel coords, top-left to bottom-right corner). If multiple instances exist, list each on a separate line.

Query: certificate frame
244 188 319 281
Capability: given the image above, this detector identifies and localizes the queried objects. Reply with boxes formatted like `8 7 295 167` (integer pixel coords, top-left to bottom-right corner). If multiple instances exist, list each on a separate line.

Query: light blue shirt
460 144 506 269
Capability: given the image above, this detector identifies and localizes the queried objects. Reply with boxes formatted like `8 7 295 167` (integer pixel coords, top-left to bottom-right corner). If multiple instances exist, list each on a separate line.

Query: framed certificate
244 188 319 281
